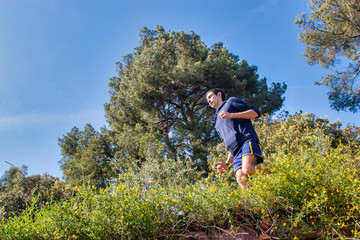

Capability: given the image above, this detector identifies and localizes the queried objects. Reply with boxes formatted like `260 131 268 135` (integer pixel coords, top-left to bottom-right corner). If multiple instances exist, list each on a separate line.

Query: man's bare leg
235 154 257 189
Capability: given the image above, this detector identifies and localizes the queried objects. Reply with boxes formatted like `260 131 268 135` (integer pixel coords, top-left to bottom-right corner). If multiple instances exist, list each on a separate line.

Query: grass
246 144 360 238
0 177 244 239
1 144 359 239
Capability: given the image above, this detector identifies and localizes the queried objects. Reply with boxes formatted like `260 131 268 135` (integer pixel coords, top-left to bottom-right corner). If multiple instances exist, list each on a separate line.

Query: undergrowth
0 144 359 239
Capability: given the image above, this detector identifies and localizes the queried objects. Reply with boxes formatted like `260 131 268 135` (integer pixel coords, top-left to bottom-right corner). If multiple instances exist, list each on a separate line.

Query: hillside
1 142 359 239
1 113 359 239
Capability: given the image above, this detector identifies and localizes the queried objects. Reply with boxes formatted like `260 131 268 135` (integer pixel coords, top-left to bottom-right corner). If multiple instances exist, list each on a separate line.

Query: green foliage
207 112 360 175
245 144 360 239
254 111 360 159
206 141 238 186
1 111 360 238
1 143 359 239
295 0 360 112
114 152 202 191
135 156 201 188
105 25 286 172
0 167 74 220
58 26 287 189
0 165 28 187
109 123 165 172
0 173 243 239
58 124 116 188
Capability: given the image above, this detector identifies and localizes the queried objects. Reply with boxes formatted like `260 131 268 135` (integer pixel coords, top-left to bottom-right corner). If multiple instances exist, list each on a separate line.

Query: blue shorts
233 140 263 172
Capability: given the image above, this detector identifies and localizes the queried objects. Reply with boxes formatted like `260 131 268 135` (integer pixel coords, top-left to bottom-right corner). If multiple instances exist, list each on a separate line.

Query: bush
1 112 359 239
0 173 244 239
1 143 359 239
254 112 360 160
0 168 74 220
245 143 360 239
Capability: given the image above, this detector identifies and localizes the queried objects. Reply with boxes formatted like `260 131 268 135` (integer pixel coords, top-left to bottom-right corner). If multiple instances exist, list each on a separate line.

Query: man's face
206 92 222 109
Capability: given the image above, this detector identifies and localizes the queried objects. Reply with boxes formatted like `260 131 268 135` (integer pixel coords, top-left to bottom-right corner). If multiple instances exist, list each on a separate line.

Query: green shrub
245 144 360 239
0 173 245 239
1 144 359 239
1 112 359 239
254 112 360 160
0 168 74 220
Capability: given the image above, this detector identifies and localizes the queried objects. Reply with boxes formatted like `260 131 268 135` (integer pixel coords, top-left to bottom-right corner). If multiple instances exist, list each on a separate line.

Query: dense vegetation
2 7 360 236
0 166 74 220
1 113 359 239
57 26 287 189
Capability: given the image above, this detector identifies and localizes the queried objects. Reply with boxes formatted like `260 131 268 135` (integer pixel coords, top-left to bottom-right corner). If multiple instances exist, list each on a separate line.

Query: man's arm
226 152 234 165
215 152 234 176
219 109 259 119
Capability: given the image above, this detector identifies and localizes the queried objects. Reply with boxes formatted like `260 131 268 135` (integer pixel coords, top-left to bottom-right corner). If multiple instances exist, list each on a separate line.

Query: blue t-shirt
215 97 261 157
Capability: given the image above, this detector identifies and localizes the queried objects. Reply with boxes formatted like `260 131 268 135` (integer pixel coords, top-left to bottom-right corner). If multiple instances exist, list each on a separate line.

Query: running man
206 88 266 189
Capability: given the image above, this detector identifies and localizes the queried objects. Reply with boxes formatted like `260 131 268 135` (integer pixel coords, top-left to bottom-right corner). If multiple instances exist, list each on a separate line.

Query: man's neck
215 100 224 110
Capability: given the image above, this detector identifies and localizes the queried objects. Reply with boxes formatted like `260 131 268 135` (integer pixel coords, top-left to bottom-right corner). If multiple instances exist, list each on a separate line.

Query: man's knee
236 170 246 182
241 166 254 176
242 155 257 175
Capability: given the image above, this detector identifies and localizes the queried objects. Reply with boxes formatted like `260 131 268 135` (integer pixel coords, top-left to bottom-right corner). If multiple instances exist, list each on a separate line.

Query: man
206 88 265 189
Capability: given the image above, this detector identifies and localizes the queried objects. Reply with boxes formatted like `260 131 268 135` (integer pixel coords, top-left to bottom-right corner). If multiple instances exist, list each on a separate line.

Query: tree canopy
296 0 360 112
58 26 286 186
105 26 286 172
0 166 73 220
58 124 115 188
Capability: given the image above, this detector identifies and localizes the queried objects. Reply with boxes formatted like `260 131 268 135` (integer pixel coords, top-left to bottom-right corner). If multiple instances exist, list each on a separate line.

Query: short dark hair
206 88 226 101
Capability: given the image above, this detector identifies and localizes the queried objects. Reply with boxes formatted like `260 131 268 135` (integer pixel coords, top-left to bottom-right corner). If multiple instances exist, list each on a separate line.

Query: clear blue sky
1 0 359 179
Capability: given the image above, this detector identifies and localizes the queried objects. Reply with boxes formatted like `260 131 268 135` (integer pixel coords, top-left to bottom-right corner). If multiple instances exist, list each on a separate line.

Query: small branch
350 68 360 90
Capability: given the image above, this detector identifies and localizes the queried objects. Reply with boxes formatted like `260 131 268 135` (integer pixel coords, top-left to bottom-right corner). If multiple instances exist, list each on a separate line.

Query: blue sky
1 0 359 179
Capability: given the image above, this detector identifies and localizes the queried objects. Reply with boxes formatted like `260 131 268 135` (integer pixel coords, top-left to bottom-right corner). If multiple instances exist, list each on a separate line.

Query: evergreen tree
0 167 73 219
296 0 360 112
105 26 286 172
58 124 115 188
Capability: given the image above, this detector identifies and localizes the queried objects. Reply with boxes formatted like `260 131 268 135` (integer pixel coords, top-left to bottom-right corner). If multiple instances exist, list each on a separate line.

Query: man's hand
215 162 228 176
219 110 232 119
